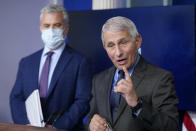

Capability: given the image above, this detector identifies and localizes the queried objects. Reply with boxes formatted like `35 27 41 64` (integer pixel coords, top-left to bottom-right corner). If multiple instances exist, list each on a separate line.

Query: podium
0 123 63 131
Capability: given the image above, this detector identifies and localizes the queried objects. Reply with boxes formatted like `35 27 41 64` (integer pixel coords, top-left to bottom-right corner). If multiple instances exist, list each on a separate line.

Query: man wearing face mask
10 4 92 131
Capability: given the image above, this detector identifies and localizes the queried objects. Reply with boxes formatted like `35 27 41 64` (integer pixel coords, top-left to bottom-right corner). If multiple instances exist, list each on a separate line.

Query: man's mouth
117 58 127 65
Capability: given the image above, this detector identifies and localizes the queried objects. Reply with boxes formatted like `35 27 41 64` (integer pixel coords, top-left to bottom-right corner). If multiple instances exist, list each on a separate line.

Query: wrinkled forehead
103 23 130 33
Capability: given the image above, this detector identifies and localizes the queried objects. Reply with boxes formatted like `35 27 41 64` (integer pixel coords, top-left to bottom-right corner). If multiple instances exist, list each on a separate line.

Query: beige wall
0 0 49 123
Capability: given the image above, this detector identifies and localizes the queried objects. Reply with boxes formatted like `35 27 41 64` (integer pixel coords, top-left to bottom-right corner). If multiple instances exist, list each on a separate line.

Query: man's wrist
130 97 143 117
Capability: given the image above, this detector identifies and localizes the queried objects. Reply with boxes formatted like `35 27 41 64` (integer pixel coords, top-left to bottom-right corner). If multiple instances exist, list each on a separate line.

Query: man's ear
136 35 142 49
63 24 69 37
103 42 106 49
40 26 42 32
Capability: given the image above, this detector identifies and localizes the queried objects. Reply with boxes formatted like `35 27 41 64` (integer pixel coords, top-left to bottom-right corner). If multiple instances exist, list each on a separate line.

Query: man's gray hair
40 4 69 25
101 16 139 44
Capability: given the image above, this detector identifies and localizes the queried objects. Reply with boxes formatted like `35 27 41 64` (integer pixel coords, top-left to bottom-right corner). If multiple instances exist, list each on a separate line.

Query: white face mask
41 28 65 49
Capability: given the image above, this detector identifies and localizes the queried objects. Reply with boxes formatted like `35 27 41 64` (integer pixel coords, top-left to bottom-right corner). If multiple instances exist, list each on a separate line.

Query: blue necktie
39 51 53 113
110 70 124 121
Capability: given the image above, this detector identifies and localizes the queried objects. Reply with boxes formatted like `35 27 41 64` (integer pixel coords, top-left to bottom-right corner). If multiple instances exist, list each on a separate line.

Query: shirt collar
42 42 66 57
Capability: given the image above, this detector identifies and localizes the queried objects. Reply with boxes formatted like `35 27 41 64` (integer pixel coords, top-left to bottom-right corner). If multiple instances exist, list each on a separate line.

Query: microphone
45 111 57 125
52 109 64 126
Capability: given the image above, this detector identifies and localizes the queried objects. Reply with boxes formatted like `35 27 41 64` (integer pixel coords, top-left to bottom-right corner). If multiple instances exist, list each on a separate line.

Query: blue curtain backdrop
68 5 195 110
173 0 196 5
64 0 91 11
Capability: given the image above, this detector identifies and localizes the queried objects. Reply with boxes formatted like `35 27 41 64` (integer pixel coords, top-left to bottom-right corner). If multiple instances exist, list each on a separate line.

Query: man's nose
50 26 55 29
115 46 123 57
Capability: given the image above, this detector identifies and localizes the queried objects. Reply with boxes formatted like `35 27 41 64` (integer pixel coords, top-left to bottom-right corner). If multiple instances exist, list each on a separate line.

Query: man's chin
115 64 133 70
115 65 126 70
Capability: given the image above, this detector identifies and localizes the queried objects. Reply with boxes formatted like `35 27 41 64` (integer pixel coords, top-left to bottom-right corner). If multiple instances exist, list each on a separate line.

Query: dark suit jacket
10 45 92 131
85 57 179 131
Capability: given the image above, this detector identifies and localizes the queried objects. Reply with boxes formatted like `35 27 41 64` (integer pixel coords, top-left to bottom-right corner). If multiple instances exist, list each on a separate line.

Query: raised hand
114 66 138 107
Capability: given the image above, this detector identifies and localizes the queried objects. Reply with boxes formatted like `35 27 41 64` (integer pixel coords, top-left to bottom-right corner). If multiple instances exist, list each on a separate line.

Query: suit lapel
105 67 116 124
31 50 42 91
113 57 146 124
131 56 146 90
46 47 72 97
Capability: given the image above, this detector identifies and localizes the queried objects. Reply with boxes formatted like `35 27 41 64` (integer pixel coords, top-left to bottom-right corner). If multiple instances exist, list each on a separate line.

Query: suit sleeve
10 58 30 124
137 71 179 131
53 57 92 130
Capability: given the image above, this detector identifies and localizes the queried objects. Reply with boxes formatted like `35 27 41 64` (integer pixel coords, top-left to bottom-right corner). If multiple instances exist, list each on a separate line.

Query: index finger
122 66 131 82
